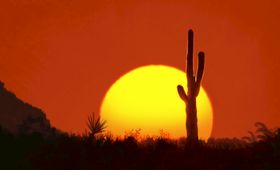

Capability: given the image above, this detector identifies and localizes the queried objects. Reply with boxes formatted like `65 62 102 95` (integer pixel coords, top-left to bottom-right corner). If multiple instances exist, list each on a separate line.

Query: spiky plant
87 112 107 137
177 29 205 145
255 122 274 141
242 131 257 143
241 122 275 143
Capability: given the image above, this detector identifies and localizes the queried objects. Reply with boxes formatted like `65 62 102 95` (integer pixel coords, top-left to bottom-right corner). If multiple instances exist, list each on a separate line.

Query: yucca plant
242 122 275 143
242 131 257 143
255 122 274 141
87 112 107 138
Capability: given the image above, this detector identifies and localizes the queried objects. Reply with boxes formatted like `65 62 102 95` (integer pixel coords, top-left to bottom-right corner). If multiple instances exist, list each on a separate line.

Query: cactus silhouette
177 30 205 144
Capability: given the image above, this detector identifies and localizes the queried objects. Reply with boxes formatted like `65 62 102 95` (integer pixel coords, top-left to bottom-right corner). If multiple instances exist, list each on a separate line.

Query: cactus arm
196 52 205 84
194 51 205 96
177 85 188 102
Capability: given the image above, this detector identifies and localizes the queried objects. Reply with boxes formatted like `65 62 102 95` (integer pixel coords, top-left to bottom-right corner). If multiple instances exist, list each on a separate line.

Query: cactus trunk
186 96 198 143
177 30 205 145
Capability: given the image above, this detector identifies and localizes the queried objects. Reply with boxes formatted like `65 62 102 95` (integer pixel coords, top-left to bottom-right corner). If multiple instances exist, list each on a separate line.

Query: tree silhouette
177 29 205 145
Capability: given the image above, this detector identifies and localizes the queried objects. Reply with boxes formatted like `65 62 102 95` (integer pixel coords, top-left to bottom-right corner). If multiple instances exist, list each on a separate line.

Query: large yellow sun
100 65 213 139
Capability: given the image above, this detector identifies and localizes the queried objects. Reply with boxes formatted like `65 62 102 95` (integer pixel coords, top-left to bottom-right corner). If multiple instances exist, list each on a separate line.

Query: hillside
0 81 56 136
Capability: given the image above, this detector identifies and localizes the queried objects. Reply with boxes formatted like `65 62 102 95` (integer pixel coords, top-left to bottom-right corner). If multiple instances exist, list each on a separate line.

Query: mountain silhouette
0 81 57 137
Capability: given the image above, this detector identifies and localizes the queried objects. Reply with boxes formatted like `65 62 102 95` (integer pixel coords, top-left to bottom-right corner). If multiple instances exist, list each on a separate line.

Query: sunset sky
0 0 279 138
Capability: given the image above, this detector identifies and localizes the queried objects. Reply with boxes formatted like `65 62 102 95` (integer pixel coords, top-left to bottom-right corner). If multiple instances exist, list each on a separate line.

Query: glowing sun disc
100 65 213 139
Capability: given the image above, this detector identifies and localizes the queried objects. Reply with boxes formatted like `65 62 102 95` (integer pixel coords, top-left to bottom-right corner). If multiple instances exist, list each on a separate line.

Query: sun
100 65 213 139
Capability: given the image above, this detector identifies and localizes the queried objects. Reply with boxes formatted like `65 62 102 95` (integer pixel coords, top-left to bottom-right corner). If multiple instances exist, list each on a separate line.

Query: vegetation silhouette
177 29 205 145
242 122 275 143
86 112 107 138
1 122 280 169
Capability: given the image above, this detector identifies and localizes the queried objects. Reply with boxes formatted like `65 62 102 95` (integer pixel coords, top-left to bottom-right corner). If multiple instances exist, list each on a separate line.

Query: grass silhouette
1 122 280 170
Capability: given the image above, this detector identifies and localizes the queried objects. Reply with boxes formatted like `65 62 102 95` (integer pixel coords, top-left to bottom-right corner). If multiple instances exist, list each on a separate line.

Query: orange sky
0 0 279 138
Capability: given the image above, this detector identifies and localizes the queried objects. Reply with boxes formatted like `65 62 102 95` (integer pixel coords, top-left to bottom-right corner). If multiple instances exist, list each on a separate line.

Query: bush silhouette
1 122 280 169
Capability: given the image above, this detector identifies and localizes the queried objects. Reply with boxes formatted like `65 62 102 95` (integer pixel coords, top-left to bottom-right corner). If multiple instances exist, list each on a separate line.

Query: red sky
0 0 279 138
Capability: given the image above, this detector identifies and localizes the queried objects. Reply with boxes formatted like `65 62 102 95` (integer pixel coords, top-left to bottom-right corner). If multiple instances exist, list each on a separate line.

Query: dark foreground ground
1 126 280 170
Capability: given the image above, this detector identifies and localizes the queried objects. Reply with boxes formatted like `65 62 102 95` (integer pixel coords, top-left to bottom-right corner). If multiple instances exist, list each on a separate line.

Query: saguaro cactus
177 30 205 144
